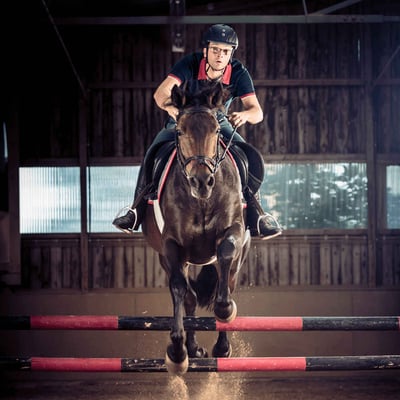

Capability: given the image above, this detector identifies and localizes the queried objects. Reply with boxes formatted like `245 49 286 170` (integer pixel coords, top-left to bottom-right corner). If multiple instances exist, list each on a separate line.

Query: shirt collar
198 58 232 85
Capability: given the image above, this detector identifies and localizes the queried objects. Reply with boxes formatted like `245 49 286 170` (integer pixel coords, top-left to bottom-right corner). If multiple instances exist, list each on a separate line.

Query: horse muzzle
187 168 216 199
181 155 217 199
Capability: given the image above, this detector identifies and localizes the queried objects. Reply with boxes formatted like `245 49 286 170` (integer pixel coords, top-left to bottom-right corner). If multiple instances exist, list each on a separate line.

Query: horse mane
169 80 230 113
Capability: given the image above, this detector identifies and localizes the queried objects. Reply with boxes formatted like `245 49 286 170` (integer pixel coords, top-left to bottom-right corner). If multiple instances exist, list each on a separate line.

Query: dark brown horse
142 81 250 374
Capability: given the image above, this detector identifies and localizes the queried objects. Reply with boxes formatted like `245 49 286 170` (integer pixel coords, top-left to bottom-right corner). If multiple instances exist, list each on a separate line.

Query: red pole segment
216 316 304 331
30 316 119 330
217 357 307 372
31 357 122 372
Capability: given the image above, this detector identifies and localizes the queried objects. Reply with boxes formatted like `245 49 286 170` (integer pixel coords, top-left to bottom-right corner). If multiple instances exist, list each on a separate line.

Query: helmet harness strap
204 43 235 80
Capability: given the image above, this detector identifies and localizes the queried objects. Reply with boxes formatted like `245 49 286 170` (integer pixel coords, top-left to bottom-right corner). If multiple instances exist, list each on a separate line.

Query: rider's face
203 41 233 71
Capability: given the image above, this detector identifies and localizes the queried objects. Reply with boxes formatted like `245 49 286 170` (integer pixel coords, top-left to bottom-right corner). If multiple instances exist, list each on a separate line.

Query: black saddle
147 140 264 199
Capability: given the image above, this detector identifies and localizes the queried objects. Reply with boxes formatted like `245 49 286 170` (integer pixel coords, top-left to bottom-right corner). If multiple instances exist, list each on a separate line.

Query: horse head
170 81 228 200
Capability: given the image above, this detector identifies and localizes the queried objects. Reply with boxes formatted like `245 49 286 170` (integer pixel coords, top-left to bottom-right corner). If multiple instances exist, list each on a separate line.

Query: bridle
175 107 237 178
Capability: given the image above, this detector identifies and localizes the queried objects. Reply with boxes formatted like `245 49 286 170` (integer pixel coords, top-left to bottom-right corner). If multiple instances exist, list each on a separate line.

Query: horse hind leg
212 332 232 358
184 281 208 358
185 265 218 358
212 233 249 358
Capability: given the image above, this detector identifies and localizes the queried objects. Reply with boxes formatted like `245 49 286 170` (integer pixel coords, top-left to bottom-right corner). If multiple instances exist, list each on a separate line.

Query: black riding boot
228 142 283 240
112 164 149 233
112 129 176 233
244 188 282 240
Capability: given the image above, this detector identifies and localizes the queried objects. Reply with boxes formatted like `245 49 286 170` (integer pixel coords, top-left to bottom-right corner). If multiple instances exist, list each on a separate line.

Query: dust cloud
166 332 253 400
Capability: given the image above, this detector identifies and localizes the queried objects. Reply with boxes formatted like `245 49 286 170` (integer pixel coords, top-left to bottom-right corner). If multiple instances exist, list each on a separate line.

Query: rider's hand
166 106 180 121
228 112 247 128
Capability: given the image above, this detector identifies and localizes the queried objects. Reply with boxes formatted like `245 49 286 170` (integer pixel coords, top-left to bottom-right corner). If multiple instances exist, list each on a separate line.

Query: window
387 165 400 229
19 166 139 234
88 166 139 232
19 163 370 233
261 163 368 229
20 167 81 233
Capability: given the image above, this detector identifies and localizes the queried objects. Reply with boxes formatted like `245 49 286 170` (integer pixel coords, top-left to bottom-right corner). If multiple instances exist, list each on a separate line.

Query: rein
175 108 237 178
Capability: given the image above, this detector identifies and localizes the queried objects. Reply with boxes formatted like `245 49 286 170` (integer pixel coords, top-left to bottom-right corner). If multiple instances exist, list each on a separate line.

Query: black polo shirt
167 52 256 112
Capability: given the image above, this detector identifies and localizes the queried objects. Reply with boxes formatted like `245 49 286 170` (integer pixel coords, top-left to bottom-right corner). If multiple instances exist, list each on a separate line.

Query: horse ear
171 84 186 109
208 82 224 109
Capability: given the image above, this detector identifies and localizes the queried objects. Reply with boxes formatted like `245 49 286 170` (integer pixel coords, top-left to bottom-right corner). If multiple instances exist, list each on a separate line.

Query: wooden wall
20 23 400 160
16 23 400 161
13 22 400 290
21 233 400 290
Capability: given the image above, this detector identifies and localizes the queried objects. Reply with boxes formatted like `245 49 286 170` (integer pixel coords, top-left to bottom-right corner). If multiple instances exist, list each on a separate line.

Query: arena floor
2 372 400 399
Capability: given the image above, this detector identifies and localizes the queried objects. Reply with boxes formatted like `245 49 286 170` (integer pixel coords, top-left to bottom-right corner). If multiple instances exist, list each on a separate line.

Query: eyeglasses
209 46 232 56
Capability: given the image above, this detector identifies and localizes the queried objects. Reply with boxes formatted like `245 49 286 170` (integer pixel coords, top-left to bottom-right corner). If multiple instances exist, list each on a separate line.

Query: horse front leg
166 269 189 373
214 232 241 323
211 233 242 359
161 247 189 375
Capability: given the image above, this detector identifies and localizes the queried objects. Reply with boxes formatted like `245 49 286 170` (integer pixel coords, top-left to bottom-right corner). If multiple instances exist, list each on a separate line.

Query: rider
113 24 282 240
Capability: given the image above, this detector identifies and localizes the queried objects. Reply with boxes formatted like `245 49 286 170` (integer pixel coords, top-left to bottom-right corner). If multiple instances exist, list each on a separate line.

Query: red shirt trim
240 92 256 99
167 73 182 84
197 58 232 84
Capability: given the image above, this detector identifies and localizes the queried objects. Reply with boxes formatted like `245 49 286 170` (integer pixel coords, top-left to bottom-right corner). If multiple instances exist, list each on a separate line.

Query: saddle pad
147 148 177 233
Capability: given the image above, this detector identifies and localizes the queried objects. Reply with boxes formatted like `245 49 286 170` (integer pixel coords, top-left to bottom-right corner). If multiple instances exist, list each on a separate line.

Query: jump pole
1 356 400 372
1 316 399 331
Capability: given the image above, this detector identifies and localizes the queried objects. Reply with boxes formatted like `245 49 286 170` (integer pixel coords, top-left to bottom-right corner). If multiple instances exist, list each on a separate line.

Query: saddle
148 139 264 200
149 141 176 200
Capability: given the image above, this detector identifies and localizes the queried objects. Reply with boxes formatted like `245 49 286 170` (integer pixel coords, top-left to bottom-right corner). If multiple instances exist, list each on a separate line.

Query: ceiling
3 1 400 30
22 0 400 19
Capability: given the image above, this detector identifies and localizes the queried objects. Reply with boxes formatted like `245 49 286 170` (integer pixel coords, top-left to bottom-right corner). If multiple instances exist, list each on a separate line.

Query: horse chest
170 207 221 238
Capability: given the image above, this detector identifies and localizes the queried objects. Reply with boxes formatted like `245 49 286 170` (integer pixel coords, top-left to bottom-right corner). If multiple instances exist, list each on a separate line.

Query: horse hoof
165 352 189 375
215 299 237 323
212 343 232 358
188 346 208 358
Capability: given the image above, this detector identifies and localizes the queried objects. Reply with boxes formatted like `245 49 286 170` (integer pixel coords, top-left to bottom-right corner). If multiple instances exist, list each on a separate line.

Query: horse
142 80 250 374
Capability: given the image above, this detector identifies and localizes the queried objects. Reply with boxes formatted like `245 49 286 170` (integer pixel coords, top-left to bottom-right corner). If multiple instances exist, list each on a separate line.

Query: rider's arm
153 75 181 120
229 94 264 128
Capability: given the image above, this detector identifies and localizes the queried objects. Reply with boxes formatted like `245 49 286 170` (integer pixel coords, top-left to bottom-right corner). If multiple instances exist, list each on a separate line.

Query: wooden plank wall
21 234 375 289
83 24 371 158
19 24 400 159
21 234 400 289
18 23 400 290
21 238 81 289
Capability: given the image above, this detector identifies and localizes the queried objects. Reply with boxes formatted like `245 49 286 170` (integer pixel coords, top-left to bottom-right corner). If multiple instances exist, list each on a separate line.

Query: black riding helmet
202 24 239 50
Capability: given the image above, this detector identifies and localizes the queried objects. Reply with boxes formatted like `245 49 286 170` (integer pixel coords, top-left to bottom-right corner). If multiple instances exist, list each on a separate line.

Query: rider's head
202 24 238 67
202 24 239 51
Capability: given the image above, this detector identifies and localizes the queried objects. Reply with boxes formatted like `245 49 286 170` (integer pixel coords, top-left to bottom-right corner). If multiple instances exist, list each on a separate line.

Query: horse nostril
207 175 215 187
189 176 198 188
